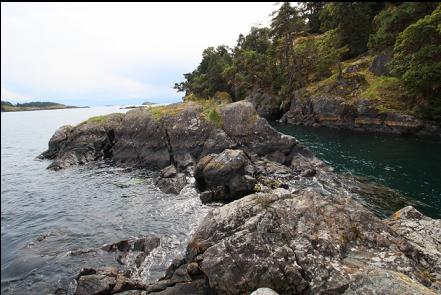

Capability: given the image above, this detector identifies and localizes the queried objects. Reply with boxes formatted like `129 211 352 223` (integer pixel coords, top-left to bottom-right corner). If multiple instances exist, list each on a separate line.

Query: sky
1 2 280 106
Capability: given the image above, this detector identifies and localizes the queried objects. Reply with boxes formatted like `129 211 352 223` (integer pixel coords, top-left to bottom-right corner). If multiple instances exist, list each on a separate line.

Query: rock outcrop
280 90 440 135
246 89 290 120
147 189 440 294
40 101 317 196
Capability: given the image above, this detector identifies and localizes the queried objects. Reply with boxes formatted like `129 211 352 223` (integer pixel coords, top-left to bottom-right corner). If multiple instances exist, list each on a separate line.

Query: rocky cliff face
40 101 440 294
280 90 439 135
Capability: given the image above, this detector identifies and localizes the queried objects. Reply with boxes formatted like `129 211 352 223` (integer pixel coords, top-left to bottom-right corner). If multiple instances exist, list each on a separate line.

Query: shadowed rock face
246 89 290 120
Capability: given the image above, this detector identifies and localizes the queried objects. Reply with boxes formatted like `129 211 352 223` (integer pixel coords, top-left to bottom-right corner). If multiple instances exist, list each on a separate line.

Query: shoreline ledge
40 100 440 294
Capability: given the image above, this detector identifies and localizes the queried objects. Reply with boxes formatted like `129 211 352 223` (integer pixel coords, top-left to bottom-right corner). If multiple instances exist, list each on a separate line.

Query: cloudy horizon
1 2 280 106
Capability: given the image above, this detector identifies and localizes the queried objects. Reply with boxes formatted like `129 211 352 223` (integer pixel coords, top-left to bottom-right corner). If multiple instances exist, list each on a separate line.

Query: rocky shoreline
40 101 440 294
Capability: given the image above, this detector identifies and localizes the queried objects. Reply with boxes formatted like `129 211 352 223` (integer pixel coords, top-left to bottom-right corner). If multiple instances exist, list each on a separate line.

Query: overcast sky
1 2 280 106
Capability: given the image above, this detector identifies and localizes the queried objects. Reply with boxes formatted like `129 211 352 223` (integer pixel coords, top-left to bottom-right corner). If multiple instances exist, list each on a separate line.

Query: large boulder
194 149 256 203
219 101 302 165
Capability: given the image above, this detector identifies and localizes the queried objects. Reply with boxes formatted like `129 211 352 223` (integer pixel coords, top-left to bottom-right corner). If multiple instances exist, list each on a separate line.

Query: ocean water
272 122 441 219
1 107 211 294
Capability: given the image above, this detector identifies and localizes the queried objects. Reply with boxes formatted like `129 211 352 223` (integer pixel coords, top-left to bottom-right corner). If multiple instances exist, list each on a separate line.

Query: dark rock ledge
40 101 440 294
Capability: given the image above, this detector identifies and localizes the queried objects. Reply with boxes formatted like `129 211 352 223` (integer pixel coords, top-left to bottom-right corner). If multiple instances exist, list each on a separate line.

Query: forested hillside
174 2 441 123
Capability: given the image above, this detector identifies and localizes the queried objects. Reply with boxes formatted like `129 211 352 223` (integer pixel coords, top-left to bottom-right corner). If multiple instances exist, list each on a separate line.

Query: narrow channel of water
271 122 441 218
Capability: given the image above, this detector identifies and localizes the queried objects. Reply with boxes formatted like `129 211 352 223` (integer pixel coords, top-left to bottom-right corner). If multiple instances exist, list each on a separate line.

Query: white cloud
1 2 279 105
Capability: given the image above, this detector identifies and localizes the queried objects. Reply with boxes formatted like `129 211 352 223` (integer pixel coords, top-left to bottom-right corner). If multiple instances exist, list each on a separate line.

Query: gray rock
388 206 441 286
343 268 437 295
194 149 256 203
113 109 170 169
220 101 304 165
155 165 187 195
42 113 124 170
246 89 289 119
38 125 73 159
155 188 439 294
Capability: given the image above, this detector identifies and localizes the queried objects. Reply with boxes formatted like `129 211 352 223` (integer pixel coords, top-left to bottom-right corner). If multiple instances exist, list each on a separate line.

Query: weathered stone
42 114 124 170
343 268 437 295
166 188 439 294
194 149 256 203
113 109 170 169
246 89 289 120
388 206 441 287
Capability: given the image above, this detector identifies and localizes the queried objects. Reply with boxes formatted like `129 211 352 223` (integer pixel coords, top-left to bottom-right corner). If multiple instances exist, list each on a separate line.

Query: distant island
1 101 88 112
142 101 157 106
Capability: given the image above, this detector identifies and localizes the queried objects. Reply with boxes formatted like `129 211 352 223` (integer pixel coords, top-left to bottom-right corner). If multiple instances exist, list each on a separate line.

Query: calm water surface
272 122 441 218
1 107 211 294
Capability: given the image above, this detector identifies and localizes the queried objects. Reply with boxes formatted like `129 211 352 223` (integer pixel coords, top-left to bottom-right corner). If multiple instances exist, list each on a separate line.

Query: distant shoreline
1 100 90 112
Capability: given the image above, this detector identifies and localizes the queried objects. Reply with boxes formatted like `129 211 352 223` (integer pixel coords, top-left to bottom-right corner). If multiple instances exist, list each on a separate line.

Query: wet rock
194 149 256 203
75 274 116 295
75 266 146 295
154 165 187 195
101 236 160 254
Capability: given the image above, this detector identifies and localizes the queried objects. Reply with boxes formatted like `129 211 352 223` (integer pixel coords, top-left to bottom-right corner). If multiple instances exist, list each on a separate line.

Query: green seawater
271 122 441 218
